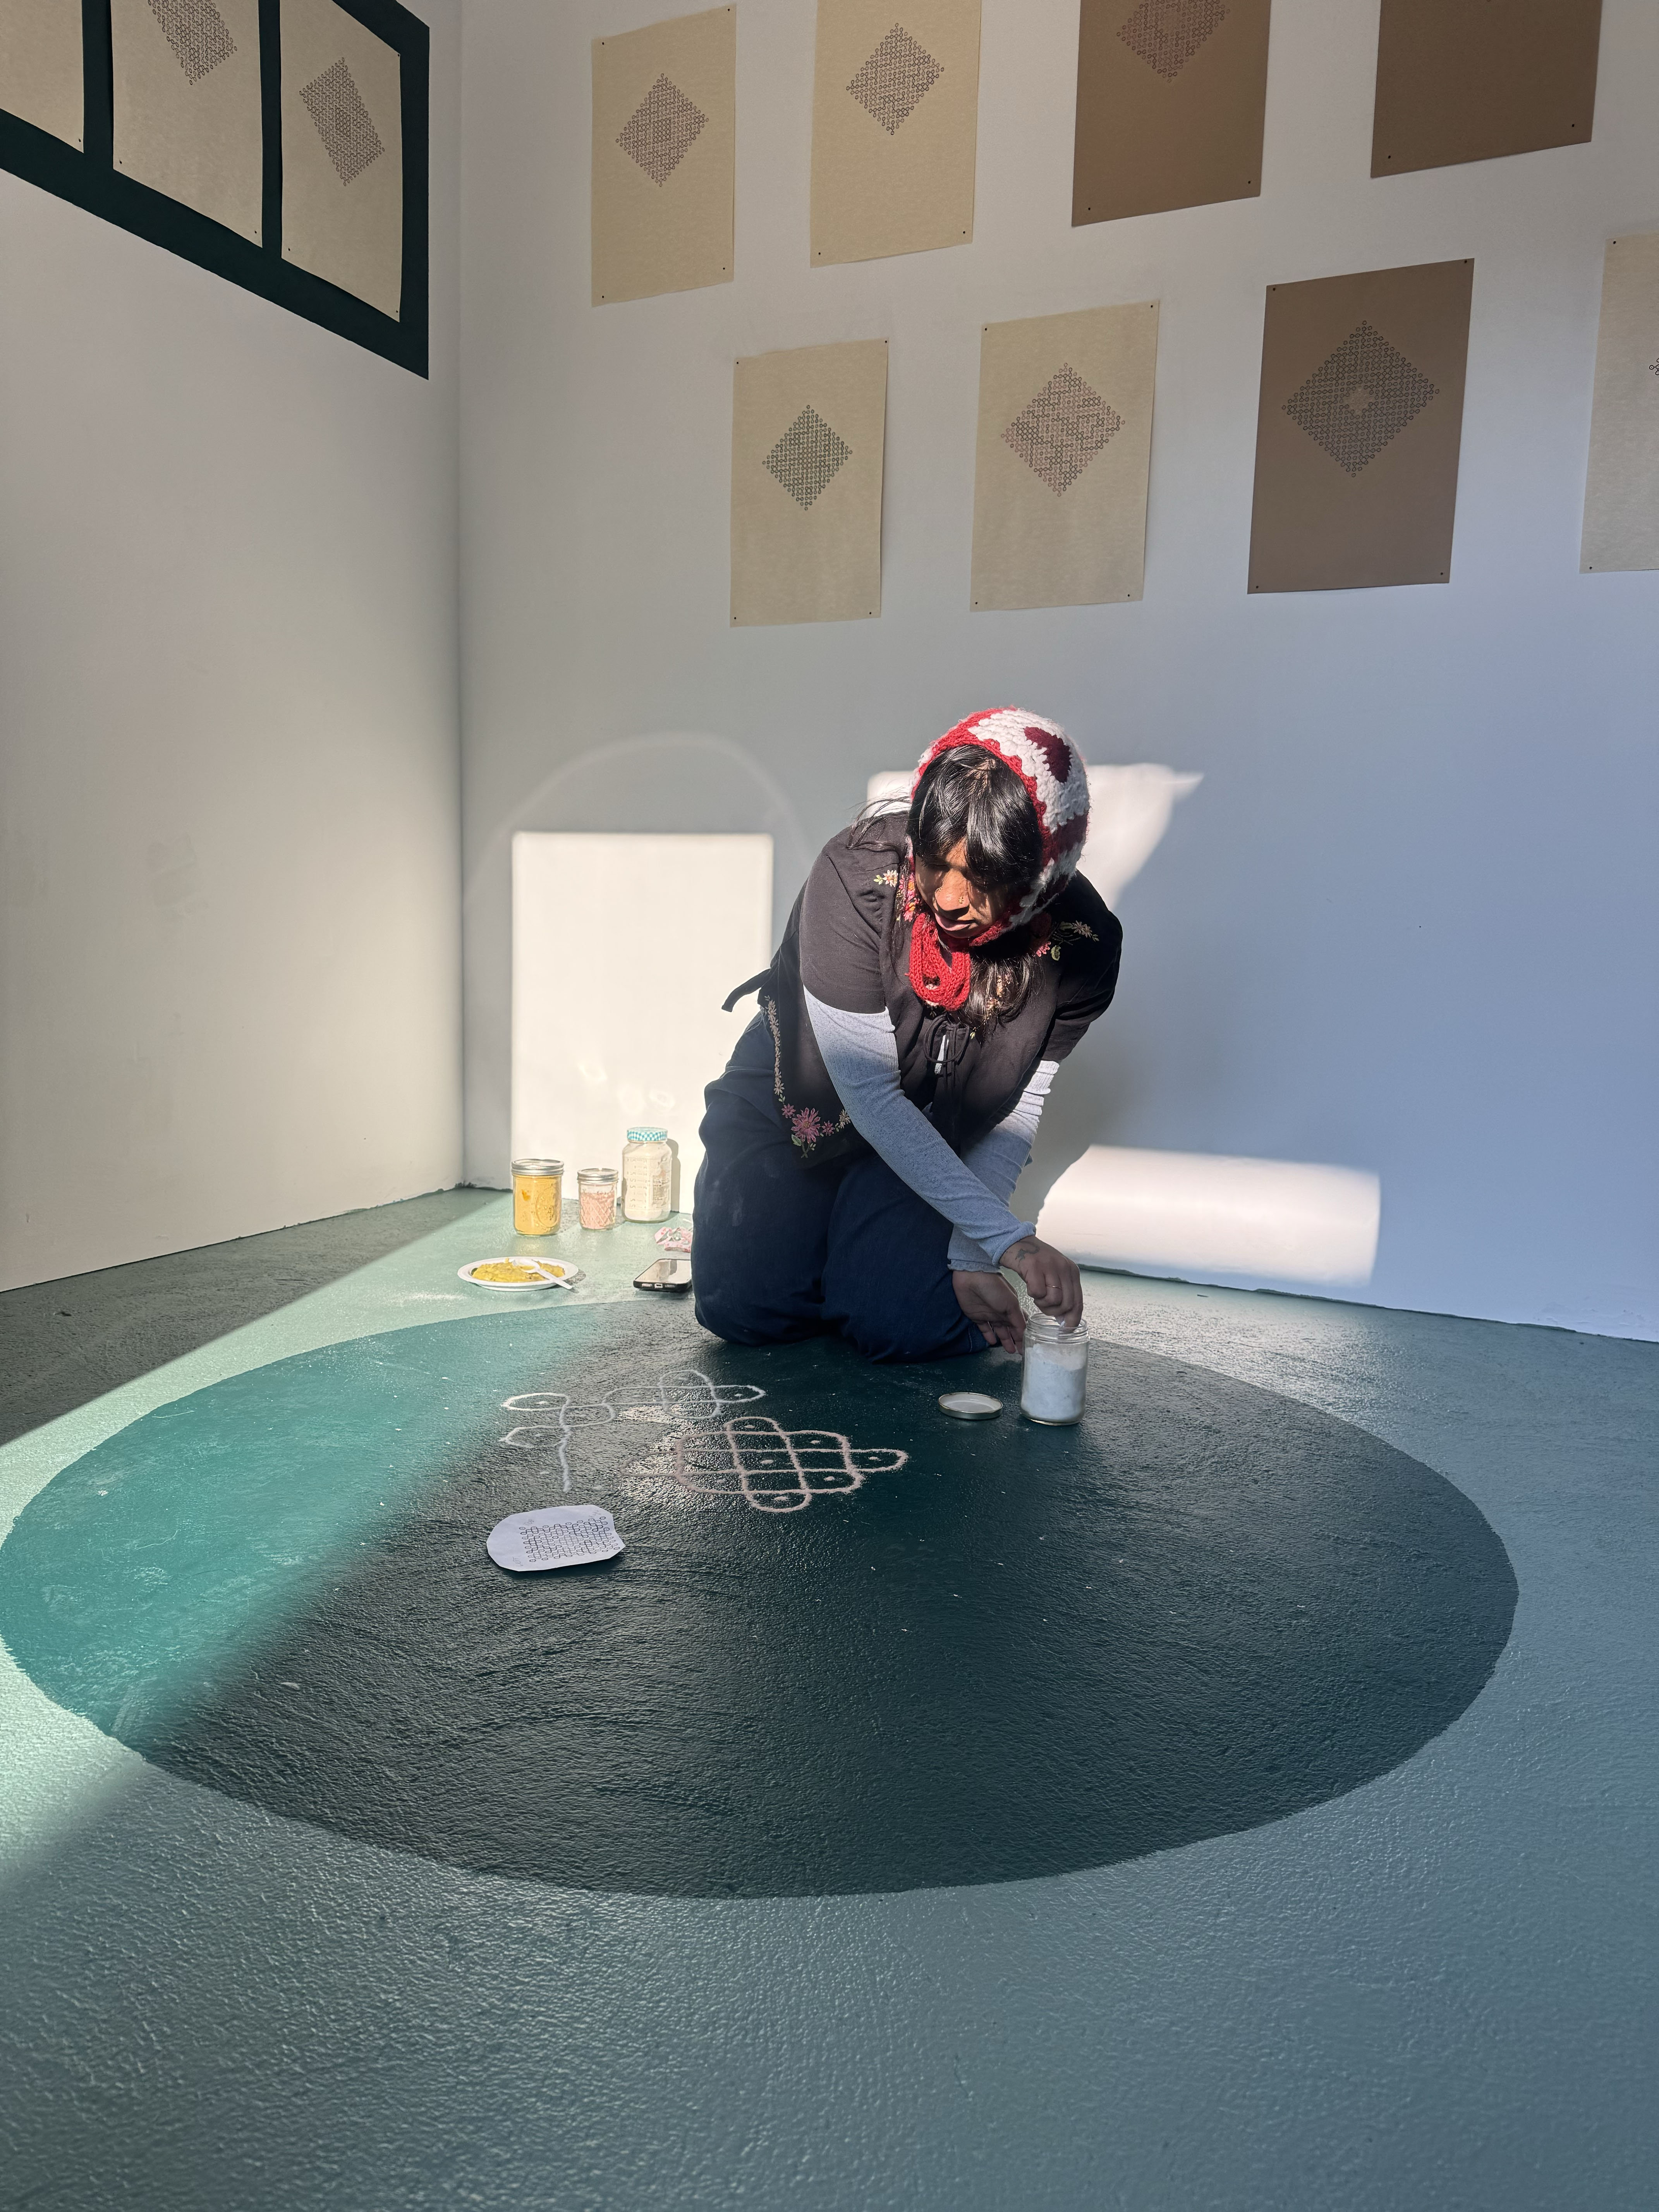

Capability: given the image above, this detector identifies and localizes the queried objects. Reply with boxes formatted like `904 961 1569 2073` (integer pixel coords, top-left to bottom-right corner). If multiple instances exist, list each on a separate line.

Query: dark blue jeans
692 1017 987 1364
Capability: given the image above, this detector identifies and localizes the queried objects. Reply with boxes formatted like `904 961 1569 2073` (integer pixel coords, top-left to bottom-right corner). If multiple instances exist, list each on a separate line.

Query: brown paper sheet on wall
732 340 887 627
1247 260 1472 595
281 0 402 316
811 0 979 266
111 0 262 241
593 7 735 306
970 303 1159 613
1072 0 1269 227
1372 0 1602 177
1 0 84 146
1580 233 1659 574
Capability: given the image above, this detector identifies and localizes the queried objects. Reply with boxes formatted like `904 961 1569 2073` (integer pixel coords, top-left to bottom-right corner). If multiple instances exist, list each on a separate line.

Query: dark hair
904 747 1046 1029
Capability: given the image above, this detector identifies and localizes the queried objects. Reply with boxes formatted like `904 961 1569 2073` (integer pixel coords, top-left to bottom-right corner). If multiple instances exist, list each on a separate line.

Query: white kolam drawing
497 1367 910 1514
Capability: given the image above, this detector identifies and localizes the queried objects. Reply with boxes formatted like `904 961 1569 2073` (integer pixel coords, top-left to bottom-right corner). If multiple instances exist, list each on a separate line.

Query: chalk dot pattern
1004 364 1124 495
1283 321 1439 477
147 0 237 85
765 406 852 509
1116 0 1231 83
617 73 708 186
300 58 386 187
846 25 944 136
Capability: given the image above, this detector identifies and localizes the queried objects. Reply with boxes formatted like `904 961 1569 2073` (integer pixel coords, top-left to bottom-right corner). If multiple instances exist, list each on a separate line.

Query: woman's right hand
1000 1237 1084 1333
953 1269 1026 1355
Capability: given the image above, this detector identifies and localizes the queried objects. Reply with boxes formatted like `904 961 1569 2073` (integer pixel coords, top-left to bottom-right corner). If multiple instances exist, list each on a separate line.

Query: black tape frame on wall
0 0 428 376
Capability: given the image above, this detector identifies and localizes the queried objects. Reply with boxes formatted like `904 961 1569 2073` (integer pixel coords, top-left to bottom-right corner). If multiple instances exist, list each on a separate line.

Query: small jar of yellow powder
512 1158 563 1236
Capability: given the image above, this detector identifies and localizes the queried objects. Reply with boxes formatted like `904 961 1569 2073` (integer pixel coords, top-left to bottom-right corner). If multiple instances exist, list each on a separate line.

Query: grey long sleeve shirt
804 989 1052 1269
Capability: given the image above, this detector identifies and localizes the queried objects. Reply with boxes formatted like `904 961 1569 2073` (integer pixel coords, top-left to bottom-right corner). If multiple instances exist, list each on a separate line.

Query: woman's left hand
953 1269 1025 1354
1000 1237 1084 1333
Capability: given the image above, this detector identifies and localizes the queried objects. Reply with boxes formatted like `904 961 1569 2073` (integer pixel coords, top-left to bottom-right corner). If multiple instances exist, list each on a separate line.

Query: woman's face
914 839 1013 946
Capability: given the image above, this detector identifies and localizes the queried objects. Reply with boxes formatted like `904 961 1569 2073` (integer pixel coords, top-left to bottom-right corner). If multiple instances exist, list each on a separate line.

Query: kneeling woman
693 709 1121 1362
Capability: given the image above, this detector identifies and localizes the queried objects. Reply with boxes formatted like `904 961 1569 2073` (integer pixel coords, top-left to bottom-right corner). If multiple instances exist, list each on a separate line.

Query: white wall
461 0 1659 1340
0 0 464 1291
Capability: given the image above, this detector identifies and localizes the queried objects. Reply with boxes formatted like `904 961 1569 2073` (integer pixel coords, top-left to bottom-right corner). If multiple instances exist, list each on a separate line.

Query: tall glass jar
620 1127 672 1223
1020 1315 1088 1426
512 1158 562 1236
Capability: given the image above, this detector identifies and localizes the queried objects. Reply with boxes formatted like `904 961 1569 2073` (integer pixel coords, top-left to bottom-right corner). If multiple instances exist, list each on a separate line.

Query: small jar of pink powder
577 1168 618 1230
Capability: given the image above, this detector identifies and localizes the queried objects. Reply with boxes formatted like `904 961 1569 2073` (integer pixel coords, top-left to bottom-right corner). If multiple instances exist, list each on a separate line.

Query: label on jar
622 1148 670 1220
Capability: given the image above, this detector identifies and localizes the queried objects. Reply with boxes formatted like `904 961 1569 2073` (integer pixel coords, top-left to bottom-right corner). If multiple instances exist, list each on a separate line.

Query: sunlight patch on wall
512 833 772 1198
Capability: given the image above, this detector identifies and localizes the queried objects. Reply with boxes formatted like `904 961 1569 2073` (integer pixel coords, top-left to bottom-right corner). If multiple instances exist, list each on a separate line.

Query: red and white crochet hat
911 708 1091 935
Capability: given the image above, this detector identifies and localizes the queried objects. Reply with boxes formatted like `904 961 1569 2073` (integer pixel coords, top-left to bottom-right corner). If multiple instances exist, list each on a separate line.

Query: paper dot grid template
517 1516 615 1565
846 23 945 136
764 405 853 508
299 56 386 187
146 0 237 85
1116 0 1231 83
1003 364 1125 495
616 71 709 187
1282 320 1439 477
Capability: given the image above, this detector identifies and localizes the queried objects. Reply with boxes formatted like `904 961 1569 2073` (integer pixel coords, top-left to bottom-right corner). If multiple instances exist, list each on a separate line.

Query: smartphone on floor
634 1257 694 1292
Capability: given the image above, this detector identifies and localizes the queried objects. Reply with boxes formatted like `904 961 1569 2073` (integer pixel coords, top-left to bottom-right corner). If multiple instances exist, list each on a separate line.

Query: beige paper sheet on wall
281 0 402 318
1072 0 1270 227
1 0 84 146
111 0 262 241
1248 260 1473 594
1580 232 1659 574
1372 0 1602 177
732 339 887 627
970 303 1159 613
592 7 735 307
810 0 979 266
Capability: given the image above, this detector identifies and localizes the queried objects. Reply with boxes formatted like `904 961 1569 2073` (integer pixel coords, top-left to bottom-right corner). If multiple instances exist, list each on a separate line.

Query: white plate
458 1257 584 1291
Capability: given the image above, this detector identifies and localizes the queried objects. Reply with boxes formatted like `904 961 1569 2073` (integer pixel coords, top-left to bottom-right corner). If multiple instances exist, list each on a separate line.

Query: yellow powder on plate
471 1261 551 1286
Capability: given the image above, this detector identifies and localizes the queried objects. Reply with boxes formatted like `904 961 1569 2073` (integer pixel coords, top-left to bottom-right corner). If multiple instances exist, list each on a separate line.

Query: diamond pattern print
764 407 852 509
299 57 386 186
1116 0 1230 82
146 0 236 86
617 74 708 185
1282 322 1439 477
846 24 944 136
1003 365 1124 496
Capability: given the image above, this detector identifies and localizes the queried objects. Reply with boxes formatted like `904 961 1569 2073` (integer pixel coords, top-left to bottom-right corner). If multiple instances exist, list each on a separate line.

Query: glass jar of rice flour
620 1128 672 1223
1020 1315 1088 1426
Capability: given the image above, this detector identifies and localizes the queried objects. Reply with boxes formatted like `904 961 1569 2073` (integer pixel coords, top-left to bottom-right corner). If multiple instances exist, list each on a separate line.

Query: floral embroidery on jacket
874 868 900 887
1033 918 1099 962
765 997 851 1159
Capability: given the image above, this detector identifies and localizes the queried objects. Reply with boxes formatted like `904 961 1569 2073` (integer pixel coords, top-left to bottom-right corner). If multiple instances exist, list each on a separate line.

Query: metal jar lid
512 1158 563 1176
938 1391 1004 1421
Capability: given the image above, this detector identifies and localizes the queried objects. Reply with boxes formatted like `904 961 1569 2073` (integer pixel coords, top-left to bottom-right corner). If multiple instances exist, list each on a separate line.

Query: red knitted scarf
907 905 975 1013
902 861 1058 1014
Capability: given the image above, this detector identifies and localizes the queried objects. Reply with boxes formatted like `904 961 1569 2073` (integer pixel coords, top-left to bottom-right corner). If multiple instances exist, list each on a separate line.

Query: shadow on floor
0 1188 498 1448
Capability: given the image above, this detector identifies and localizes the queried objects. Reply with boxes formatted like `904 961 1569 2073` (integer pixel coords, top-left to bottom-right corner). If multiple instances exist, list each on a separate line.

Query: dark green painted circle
0 1307 1516 1896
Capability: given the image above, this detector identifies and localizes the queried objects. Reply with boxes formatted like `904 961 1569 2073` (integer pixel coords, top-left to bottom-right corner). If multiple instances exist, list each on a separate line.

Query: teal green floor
0 1195 1654 2209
